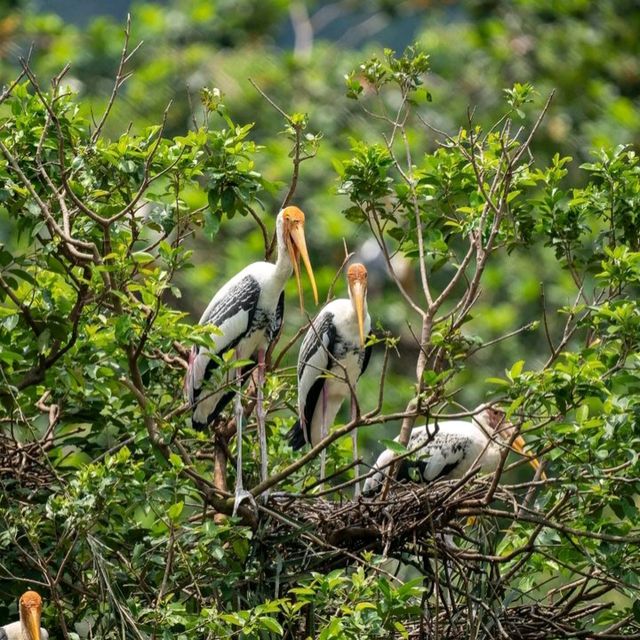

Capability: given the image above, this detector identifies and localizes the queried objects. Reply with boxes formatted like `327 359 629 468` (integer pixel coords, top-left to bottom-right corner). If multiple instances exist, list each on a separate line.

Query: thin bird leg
256 348 269 498
234 356 244 495
351 392 360 497
232 350 253 516
319 382 328 484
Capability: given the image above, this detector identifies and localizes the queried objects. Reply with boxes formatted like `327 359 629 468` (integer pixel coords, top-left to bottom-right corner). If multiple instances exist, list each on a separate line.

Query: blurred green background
1 0 639 446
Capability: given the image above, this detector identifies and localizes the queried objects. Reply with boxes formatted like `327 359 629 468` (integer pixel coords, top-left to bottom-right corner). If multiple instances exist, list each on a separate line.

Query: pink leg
319 383 328 482
351 393 360 497
256 349 268 496
234 352 244 496
232 350 257 517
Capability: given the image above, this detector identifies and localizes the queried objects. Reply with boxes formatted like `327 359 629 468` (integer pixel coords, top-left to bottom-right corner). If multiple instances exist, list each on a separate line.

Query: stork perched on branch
186 205 318 503
1 591 48 640
288 263 372 492
363 405 545 496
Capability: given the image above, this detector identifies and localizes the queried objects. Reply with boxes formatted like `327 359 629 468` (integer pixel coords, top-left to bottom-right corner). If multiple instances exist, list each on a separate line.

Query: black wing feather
201 275 260 329
268 290 285 343
396 458 460 487
203 360 257 425
298 313 336 379
360 331 374 377
189 275 260 427
287 377 325 450
289 313 337 449
192 275 260 389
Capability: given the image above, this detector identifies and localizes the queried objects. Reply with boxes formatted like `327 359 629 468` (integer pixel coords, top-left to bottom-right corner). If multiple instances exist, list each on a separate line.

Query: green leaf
576 404 589 423
486 377 511 387
167 501 184 522
203 210 221 240
380 439 407 454
56 450 92 469
131 251 155 264
394 621 409 639
509 360 525 379
319 618 342 640
260 617 283 634
221 188 236 213
0 350 22 363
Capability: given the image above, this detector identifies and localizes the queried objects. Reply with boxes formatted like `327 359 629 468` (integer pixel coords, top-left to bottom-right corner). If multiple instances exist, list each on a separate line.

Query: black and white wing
267 291 285 344
186 274 260 428
364 423 475 495
287 311 336 450
397 426 469 484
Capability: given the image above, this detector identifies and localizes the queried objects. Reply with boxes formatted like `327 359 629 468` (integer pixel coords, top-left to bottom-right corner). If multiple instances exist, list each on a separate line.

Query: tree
1 33 639 640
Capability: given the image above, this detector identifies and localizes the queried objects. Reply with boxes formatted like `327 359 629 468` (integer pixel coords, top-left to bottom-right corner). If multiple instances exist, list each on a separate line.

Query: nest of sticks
263 480 466 560
257 478 625 640
0 432 56 490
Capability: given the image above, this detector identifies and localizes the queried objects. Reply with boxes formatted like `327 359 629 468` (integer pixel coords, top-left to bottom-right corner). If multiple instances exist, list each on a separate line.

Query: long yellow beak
512 435 547 480
22 606 41 640
350 280 367 347
287 222 318 311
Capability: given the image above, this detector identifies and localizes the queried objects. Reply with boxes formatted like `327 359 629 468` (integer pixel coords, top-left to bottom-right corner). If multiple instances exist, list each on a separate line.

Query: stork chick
363 405 545 496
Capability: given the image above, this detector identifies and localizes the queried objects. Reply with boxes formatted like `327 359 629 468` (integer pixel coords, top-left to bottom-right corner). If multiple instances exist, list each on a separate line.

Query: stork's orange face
347 263 368 347
19 591 42 640
282 206 318 311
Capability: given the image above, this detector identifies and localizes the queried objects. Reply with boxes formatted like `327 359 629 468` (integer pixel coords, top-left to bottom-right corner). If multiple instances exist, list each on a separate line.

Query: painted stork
186 205 318 502
363 405 545 496
1 591 48 640
288 263 372 492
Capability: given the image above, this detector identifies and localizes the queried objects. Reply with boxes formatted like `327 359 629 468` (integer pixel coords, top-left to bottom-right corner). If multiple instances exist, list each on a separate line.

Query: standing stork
288 263 372 493
363 405 545 496
1 591 48 640
186 205 318 503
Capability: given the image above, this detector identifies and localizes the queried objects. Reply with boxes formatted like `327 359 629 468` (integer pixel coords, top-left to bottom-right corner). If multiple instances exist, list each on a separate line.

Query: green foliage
1 3 640 638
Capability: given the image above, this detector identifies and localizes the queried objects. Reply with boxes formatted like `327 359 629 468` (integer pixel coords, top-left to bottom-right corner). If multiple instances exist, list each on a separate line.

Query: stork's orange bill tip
512 435 547 480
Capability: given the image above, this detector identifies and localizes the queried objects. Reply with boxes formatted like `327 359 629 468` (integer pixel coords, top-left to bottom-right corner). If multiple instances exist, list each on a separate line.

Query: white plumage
1 592 48 640
363 405 544 496
0 621 48 640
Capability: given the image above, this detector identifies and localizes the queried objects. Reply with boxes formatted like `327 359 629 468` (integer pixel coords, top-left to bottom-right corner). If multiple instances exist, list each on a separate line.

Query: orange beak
20 602 42 640
512 435 547 480
286 220 318 311
349 279 367 347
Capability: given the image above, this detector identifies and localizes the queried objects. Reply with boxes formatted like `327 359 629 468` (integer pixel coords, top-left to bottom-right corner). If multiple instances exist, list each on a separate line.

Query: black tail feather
287 419 309 450
191 361 256 431
288 378 324 450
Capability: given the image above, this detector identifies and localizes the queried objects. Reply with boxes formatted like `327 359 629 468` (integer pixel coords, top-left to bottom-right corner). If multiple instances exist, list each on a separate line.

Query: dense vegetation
1 2 640 638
